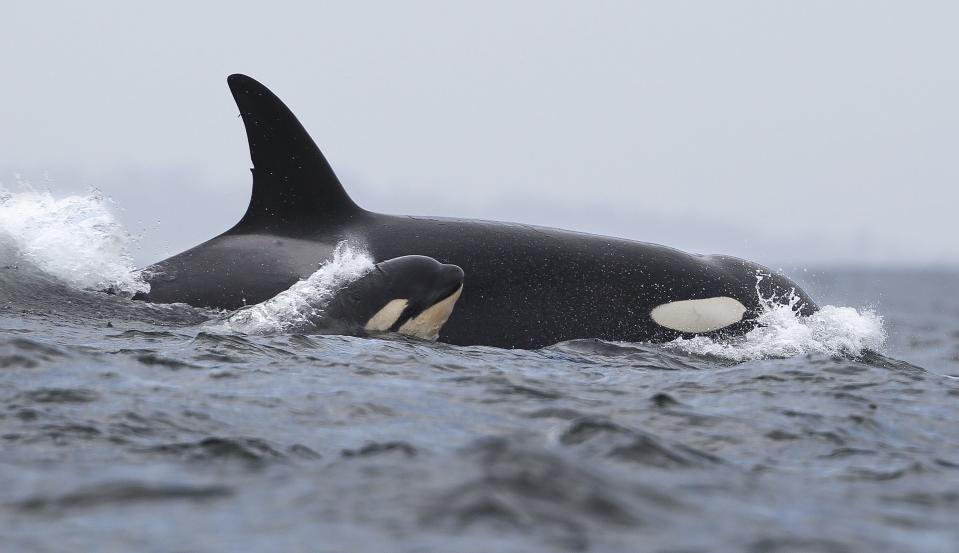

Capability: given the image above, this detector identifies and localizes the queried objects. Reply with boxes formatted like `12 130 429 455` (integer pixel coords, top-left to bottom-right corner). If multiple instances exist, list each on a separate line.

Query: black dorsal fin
227 74 360 233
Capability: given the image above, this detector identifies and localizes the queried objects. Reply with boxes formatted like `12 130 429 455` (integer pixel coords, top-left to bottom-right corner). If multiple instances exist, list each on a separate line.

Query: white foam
217 242 374 334
0 184 149 296
665 298 886 361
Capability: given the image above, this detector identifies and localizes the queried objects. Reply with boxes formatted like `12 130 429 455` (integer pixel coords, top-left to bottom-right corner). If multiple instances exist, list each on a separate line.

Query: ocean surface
1 189 958 553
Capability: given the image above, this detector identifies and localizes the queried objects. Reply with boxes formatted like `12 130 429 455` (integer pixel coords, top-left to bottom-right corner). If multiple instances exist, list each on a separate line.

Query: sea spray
0 185 148 296
665 283 886 361
216 242 374 334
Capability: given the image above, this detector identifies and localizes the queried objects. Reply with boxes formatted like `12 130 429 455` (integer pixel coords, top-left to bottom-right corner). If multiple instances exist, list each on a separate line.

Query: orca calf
137 74 817 349
323 255 464 340
223 255 464 340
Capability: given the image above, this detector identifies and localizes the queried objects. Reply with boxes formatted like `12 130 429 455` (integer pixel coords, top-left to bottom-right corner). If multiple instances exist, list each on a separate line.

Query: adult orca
137 74 817 349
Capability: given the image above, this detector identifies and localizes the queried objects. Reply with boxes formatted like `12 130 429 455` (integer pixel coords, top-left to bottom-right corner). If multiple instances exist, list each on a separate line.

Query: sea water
1 188 957 552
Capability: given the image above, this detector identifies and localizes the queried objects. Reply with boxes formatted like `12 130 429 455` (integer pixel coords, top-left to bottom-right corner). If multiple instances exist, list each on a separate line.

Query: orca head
331 256 464 341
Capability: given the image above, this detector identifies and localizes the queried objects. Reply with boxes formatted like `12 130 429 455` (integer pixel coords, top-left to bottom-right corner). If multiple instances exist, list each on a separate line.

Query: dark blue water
1 192 958 552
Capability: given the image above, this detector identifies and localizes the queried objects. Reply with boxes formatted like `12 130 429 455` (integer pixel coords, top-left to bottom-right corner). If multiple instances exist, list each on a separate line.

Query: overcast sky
2 2 956 267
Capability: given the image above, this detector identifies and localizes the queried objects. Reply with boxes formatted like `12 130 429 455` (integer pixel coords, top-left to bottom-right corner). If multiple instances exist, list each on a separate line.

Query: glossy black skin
143 214 815 348
137 74 818 349
320 255 464 336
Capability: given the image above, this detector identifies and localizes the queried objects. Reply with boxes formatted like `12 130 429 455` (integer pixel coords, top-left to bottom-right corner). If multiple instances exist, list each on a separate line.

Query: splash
665 291 886 362
0 184 148 296
217 242 374 334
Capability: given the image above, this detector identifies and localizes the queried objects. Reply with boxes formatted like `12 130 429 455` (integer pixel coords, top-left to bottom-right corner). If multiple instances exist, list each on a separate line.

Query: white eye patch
364 299 409 332
650 297 747 333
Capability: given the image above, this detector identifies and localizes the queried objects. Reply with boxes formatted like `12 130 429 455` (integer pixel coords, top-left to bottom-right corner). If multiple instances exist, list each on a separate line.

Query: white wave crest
665 298 886 361
217 242 374 334
0 184 148 296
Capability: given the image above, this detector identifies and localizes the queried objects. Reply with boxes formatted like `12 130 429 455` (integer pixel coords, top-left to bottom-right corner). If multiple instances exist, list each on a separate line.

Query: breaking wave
215 242 374 334
0 185 148 296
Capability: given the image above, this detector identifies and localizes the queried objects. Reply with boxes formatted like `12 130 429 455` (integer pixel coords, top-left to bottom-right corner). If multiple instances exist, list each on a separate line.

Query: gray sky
2 1 957 267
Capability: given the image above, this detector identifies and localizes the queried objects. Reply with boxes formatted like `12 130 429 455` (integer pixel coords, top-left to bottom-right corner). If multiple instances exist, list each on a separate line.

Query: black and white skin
137 75 818 349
